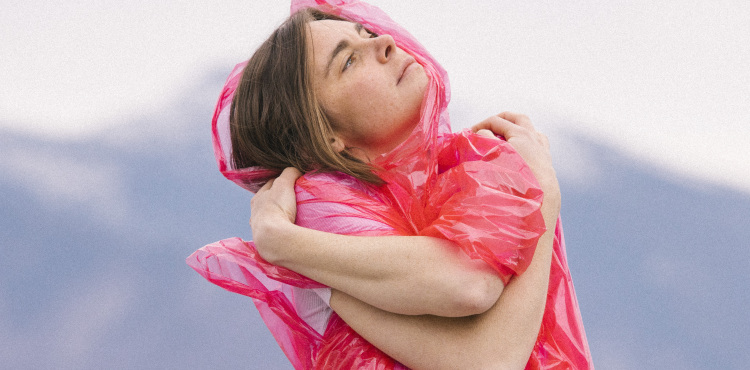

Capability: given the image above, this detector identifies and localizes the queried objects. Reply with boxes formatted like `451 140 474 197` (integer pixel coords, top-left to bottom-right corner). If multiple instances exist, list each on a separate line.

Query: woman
188 1 591 368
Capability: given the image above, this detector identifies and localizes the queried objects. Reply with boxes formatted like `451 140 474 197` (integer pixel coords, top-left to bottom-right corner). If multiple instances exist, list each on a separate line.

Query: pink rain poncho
187 0 593 368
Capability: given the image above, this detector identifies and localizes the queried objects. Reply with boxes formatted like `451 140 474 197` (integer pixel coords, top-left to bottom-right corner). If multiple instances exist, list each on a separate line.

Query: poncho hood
211 0 451 195
193 1 593 369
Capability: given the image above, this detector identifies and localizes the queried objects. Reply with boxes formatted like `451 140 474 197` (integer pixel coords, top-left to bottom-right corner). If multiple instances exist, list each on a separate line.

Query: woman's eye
343 54 355 71
367 30 378 38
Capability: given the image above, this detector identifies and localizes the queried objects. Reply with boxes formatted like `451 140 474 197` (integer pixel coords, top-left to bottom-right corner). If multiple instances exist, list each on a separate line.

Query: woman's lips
398 58 416 84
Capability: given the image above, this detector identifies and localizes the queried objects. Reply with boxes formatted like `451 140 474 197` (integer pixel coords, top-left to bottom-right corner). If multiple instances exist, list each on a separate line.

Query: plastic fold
187 0 592 368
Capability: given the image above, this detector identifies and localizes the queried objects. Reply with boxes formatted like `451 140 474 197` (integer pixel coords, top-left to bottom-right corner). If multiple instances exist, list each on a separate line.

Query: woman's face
308 19 429 160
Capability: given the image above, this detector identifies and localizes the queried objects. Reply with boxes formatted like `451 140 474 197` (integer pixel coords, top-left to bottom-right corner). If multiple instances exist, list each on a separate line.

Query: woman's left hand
250 167 302 262
474 128 498 139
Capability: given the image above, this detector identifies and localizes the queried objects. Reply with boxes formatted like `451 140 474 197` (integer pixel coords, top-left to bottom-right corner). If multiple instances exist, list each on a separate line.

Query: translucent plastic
187 0 592 368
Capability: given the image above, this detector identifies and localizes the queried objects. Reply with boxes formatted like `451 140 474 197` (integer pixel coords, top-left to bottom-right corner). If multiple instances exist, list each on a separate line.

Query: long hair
229 8 384 185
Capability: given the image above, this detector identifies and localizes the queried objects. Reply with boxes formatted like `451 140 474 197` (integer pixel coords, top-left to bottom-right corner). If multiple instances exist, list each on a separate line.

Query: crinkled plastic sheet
187 0 592 368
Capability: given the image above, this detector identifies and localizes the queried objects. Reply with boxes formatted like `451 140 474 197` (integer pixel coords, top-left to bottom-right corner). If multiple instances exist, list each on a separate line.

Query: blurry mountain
1 69 748 369
557 136 750 369
0 68 288 369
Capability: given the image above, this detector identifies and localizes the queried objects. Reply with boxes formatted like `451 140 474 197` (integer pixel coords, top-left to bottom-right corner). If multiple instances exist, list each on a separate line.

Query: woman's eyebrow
325 22 365 77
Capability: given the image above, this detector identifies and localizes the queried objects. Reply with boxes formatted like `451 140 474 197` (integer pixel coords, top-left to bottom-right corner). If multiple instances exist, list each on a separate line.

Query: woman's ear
330 135 346 153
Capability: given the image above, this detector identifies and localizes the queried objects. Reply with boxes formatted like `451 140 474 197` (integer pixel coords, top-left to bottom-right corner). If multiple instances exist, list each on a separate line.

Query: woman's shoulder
296 171 381 201
293 171 398 235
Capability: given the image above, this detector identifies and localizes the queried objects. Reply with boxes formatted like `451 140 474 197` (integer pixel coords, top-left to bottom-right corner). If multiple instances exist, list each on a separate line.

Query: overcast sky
2 0 748 194
2 2 749 368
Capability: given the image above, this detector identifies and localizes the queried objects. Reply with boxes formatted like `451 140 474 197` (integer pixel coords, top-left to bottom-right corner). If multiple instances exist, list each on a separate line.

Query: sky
2 0 748 194
2 1 750 369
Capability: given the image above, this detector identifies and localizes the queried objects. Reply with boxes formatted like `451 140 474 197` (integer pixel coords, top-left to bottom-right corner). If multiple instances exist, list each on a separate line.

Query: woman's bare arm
330 214 555 369
252 177 504 317
329 112 560 368
252 111 556 321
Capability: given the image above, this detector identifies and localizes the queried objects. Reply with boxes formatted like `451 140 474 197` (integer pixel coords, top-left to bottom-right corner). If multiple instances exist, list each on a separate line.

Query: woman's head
229 8 427 185
309 18 428 162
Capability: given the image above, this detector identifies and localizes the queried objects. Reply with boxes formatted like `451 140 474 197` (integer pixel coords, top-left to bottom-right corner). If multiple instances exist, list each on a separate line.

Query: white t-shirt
292 287 333 335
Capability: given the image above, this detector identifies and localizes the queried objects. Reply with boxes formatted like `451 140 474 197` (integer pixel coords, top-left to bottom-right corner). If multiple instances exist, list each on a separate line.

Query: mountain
557 136 750 369
1 70 748 369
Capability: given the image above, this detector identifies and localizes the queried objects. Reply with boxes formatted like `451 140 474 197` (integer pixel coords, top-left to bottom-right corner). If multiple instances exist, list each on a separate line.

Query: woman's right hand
471 112 560 211
250 167 303 263
334 114 562 369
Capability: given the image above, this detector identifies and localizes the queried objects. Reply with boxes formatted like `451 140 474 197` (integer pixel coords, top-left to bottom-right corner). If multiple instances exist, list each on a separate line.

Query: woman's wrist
252 214 297 264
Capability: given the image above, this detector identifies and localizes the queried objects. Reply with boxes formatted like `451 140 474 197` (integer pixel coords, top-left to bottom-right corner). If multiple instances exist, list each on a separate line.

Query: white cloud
419 1 750 193
2 0 748 194
0 0 287 139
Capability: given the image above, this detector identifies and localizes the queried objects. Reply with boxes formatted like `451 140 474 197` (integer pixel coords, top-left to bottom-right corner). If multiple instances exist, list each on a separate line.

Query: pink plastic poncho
187 0 593 368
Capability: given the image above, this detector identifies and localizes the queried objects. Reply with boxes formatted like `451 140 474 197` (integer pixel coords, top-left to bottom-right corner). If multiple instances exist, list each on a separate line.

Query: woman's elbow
445 276 504 317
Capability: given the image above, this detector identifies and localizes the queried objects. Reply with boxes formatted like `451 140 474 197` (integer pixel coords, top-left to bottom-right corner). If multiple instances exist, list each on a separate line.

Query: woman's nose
373 34 395 63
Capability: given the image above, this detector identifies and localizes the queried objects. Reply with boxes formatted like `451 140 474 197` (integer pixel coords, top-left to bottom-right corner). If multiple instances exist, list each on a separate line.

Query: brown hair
229 8 384 185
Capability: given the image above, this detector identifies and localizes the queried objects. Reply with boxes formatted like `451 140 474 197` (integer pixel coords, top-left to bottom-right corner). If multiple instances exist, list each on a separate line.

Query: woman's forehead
309 19 360 39
308 19 361 75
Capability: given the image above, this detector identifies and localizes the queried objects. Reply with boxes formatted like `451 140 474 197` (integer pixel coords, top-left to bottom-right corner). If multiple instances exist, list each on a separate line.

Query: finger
475 129 496 138
471 115 518 138
497 111 534 131
271 167 303 190
257 178 274 193
538 132 551 150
